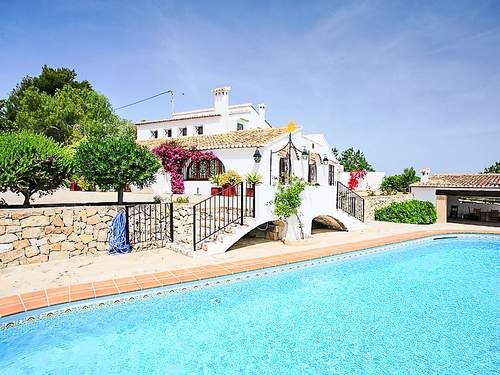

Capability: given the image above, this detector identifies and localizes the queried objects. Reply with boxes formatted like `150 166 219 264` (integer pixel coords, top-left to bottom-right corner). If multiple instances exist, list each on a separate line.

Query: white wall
338 172 385 191
136 116 221 141
410 186 438 205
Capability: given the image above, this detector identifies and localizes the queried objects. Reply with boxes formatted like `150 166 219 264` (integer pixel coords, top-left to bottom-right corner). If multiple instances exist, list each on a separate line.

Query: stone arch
311 215 347 233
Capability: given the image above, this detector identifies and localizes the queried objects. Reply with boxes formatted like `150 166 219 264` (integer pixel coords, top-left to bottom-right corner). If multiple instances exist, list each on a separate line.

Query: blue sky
1 0 499 174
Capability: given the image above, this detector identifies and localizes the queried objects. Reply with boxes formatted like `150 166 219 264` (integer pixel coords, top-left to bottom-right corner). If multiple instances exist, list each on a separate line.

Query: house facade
136 87 364 251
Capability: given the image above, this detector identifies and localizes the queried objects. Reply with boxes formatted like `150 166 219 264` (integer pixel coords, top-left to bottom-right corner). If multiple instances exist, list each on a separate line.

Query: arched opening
185 158 225 181
228 221 283 251
311 215 346 235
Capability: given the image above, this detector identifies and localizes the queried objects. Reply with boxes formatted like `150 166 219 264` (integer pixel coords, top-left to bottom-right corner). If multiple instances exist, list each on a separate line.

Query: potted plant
245 172 263 197
219 170 242 196
210 174 223 196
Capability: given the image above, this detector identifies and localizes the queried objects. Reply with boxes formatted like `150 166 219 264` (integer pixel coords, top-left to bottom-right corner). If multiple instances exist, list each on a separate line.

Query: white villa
136 87 364 252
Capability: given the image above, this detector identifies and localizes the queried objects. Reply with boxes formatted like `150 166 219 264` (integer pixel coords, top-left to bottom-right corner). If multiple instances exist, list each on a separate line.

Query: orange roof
411 174 500 188
138 127 290 150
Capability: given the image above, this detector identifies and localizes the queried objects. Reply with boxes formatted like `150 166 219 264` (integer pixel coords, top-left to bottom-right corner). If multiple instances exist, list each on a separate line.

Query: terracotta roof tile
138 127 290 150
411 174 500 188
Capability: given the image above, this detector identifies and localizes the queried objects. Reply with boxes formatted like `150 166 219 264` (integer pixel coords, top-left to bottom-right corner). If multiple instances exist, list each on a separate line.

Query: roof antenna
169 91 185 116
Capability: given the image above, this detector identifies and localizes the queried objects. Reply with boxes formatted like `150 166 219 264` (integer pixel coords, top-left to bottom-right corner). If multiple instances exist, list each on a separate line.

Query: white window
195 125 203 135
150 130 158 139
164 128 172 138
179 127 187 136
237 122 244 131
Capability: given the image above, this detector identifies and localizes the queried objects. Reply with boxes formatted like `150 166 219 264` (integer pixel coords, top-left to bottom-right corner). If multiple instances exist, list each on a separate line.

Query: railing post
124 205 130 246
240 182 244 225
192 206 196 251
252 183 256 218
169 202 174 242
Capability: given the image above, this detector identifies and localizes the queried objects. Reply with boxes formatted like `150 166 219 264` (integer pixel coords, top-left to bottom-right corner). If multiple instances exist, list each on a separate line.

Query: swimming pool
1 235 498 374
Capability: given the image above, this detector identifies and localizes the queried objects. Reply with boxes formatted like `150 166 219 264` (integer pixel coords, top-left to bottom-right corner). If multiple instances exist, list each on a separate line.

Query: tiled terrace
0 227 498 318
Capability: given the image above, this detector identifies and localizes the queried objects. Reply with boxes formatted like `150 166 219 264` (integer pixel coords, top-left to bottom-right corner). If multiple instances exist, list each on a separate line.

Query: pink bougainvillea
348 170 367 190
152 143 216 193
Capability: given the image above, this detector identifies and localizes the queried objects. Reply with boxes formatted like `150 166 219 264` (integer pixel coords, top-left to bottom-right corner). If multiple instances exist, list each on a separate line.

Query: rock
62 211 74 226
0 233 18 244
0 249 23 263
88 241 97 249
61 242 74 252
0 226 5 236
49 233 67 244
27 254 49 264
5 225 21 234
0 219 13 226
13 239 30 250
20 215 50 227
74 242 84 250
97 229 109 241
62 226 74 235
80 234 93 244
97 242 107 251
50 243 61 251
86 215 101 225
22 226 43 239
86 208 98 217
40 244 50 255
52 215 64 227
25 246 40 258
0 243 14 253
11 211 31 220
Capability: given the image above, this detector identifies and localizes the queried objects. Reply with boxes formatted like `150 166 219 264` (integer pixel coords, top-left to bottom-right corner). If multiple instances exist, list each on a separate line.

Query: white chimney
420 168 431 183
258 103 266 126
213 86 231 116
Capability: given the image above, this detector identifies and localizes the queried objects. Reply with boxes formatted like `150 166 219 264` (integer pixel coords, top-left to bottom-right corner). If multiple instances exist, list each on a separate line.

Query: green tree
338 148 374 172
483 162 500 173
1 65 135 144
270 176 307 239
74 137 161 204
11 85 135 144
0 131 72 207
0 65 91 131
381 167 420 194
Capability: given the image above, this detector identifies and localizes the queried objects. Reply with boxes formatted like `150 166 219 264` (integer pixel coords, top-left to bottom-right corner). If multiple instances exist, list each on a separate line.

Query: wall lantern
253 148 262 163
301 147 309 160
322 155 329 164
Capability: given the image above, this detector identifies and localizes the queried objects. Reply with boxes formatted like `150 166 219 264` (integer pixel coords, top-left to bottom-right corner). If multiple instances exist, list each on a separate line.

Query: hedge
374 200 437 224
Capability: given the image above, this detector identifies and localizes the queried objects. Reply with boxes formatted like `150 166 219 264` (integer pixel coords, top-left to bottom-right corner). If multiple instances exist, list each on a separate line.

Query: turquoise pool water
1 235 499 374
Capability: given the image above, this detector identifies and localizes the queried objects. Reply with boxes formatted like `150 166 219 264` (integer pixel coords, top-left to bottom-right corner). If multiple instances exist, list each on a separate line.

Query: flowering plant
219 170 242 186
152 143 216 193
348 170 367 190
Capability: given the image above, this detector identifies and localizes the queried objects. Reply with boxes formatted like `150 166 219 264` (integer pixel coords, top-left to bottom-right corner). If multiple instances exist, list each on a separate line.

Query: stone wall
0 202 200 268
364 194 414 221
0 206 121 268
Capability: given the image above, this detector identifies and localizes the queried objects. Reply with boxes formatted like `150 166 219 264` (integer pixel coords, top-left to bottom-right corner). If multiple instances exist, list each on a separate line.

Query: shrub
245 172 263 185
74 137 161 203
381 167 420 194
0 131 72 206
375 200 436 224
269 176 307 239
219 170 242 186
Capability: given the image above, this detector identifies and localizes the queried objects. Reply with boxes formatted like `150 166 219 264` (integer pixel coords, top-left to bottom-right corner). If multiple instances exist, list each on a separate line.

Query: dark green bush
74 137 161 203
381 167 420 194
0 131 72 206
375 200 436 224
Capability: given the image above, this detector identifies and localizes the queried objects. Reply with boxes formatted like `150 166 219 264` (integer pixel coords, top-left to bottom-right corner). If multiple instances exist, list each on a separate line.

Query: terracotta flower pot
246 187 255 197
211 186 222 196
222 185 236 197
